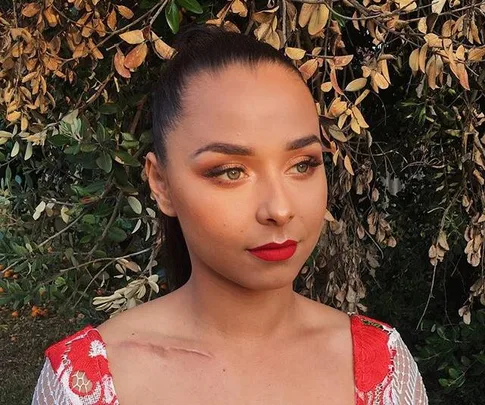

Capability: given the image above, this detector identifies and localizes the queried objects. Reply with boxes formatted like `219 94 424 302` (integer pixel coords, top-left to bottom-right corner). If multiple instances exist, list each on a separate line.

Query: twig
87 190 124 257
96 1 168 49
416 187 462 330
280 0 287 47
38 214 84 248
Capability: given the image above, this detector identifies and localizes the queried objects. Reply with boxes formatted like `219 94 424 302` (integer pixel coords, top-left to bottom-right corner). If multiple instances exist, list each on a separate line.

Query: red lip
248 240 297 261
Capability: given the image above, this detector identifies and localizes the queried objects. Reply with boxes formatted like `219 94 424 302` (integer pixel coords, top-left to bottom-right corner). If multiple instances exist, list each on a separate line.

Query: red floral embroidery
46 326 118 404
351 314 396 405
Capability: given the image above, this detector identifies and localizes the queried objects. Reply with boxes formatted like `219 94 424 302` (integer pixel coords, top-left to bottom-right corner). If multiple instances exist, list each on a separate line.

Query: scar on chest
119 340 215 359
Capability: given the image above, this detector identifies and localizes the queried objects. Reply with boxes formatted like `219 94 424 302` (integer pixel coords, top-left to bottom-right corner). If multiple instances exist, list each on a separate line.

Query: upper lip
248 240 297 251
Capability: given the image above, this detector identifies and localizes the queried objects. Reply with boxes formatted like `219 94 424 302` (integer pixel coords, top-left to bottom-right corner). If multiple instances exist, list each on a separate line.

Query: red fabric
46 326 117 404
45 314 396 404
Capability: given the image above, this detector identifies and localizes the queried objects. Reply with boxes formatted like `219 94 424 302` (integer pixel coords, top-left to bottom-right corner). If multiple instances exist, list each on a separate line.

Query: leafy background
1 0 484 403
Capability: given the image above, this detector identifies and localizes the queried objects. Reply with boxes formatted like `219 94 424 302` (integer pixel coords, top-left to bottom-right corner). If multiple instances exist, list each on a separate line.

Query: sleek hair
151 24 303 289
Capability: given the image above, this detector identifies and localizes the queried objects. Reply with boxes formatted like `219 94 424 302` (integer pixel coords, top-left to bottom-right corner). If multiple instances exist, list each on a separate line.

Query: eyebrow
190 134 323 158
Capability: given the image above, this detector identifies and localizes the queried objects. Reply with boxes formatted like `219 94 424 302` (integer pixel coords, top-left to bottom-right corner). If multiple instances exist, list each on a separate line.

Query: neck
178 270 300 345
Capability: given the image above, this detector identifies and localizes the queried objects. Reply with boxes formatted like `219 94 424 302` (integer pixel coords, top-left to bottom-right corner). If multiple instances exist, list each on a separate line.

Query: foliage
0 0 484 401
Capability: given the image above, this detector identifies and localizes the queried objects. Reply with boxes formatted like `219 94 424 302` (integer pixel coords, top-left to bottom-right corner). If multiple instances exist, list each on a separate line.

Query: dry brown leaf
332 54 354 68
424 33 442 48
88 38 103 59
456 45 465 61
344 155 355 175
7 110 21 122
338 113 348 129
231 0 248 17
417 17 427 34
114 49 131 78
328 97 347 118
117 5 135 19
345 77 367 92
119 30 145 45
470 19 481 44
351 106 369 128
355 89 370 105
320 81 333 92
409 48 419 73
350 116 360 134
426 55 438 89
468 47 485 62
107 9 117 31
43 7 58 27
151 32 175 60
308 4 329 36
395 0 417 11
124 43 148 69
419 44 428 73
299 58 319 81
285 47 306 60
378 59 390 84
298 3 317 28
22 3 41 17
372 71 389 90
330 67 344 94
455 62 470 90
432 0 447 14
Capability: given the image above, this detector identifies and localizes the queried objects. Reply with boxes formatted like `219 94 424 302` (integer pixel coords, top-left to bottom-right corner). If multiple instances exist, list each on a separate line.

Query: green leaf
96 151 113 173
64 143 80 155
112 150 140 167
107 226 128 242
127 196 143 214
82 214 96 224
95 124 109 142
139 130 152 144
176 0 203 14
99 103 119 115
165 1 180 34
121 140 139 150
49 134 72 147
80 143 98 152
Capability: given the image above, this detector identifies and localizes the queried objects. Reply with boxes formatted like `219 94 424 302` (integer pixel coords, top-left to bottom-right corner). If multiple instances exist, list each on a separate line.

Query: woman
32 25 428 405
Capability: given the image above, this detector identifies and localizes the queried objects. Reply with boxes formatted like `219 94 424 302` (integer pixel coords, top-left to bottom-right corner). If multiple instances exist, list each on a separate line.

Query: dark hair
151 24 303 289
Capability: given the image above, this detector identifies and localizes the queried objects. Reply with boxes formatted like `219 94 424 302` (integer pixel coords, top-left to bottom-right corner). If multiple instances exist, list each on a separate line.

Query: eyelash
203 157 324 182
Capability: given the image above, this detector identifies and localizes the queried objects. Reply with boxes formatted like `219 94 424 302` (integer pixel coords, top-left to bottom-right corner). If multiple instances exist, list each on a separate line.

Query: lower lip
248 244 297 261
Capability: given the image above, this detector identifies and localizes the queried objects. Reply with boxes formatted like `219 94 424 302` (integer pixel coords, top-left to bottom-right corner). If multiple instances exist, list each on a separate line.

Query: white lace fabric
389 329 428 405
32 326 429 404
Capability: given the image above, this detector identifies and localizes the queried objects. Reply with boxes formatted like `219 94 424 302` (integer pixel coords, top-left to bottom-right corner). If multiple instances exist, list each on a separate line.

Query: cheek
170 181 246 246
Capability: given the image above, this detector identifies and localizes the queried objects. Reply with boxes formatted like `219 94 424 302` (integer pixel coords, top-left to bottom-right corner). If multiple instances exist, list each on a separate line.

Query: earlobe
144 152 177 217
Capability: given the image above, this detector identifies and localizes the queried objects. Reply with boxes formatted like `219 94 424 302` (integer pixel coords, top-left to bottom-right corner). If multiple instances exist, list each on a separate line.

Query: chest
108 338 355 405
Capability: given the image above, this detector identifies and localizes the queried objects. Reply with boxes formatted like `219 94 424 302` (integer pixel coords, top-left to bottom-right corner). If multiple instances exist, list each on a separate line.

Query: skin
96 62 355 405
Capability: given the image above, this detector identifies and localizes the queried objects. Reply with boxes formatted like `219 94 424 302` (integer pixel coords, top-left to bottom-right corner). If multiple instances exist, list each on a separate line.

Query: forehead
169 63 319 151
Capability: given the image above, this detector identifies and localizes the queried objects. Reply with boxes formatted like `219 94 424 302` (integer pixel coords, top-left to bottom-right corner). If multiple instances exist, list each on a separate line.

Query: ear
144 152 177 217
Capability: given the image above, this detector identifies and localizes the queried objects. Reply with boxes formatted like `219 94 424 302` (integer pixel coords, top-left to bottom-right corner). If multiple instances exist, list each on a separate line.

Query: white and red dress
32 313 428 404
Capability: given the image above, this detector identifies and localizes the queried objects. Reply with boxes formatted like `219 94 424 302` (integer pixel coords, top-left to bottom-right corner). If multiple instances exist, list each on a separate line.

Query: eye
296 161 311 173
289 157 323 175
225 168 243 180
203 166 246 182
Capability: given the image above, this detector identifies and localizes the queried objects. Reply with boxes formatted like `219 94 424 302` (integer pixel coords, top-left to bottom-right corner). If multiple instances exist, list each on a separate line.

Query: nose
255 174 295 227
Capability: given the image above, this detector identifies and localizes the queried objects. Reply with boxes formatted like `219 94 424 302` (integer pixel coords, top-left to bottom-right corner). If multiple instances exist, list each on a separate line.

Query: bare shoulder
96 290 183 346
295 293 351 332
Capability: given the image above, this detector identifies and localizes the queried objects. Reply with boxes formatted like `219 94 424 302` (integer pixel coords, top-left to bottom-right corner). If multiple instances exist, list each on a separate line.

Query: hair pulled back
151 24 302 289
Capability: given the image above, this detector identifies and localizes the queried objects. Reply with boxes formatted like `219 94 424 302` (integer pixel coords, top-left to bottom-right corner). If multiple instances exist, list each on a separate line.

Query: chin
226 269 299 292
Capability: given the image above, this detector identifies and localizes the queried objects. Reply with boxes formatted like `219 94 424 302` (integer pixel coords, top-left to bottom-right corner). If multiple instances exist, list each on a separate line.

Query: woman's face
147 62 327 291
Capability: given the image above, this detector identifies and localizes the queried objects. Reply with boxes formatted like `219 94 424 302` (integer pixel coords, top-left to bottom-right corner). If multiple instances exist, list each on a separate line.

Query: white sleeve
389 329 429 405
32 359 71 405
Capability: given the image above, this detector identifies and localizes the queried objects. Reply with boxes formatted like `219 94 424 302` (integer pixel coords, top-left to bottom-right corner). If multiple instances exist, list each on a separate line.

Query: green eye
226 169 242 180
296 162 309 173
